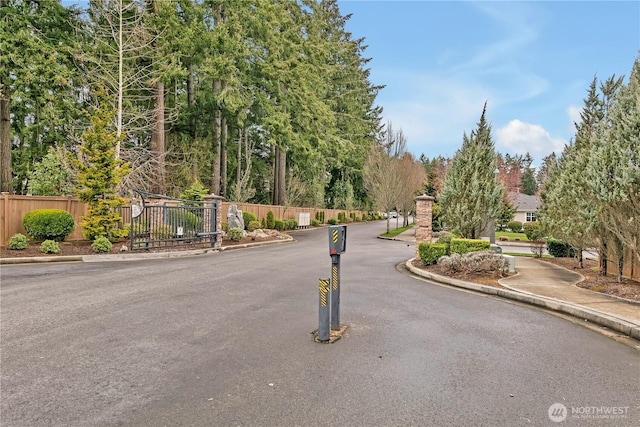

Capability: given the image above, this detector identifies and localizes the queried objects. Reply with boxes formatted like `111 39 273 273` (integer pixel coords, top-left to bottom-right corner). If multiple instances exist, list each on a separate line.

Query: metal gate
129 191 219 251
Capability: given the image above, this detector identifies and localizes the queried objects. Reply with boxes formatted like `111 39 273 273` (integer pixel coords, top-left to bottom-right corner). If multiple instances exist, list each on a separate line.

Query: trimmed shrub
547 238 575 258
23 209 76 242
450 238 490 255
247 220 261 232
438 252 509 276
243 211 258 228
311 219 320 227
286 219 298 230
327 218 338 225
350 212 356 222
228 227 244 241
166 209 200 233
221 222 228 233
266 211 275 229
315 211 325 223
337 212 346 223
8 233 28 250
274 219 285 231
92 236 113 253
523 221 543 241
507 221 523 233
418 243 448 265
40 239 60 254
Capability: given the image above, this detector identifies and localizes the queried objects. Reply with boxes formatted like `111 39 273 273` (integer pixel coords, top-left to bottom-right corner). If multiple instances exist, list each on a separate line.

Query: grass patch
496 231 529 242
380 225 413 238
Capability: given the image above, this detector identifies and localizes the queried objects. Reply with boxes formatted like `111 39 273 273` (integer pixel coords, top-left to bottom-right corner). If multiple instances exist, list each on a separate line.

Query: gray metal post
318 278 330 342
330 255 340 330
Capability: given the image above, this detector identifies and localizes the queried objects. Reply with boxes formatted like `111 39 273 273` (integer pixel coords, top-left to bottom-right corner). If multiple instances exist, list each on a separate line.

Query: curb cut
405 258 640 341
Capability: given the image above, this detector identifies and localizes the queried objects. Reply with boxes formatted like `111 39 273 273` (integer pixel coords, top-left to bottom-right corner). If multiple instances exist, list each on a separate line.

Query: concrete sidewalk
394 227 640 341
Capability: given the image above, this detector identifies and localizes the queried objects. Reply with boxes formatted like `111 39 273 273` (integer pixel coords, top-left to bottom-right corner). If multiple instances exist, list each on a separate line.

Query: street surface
1 221 638 426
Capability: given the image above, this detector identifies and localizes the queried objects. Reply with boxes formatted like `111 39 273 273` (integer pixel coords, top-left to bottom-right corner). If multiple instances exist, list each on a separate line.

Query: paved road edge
405 258 640 341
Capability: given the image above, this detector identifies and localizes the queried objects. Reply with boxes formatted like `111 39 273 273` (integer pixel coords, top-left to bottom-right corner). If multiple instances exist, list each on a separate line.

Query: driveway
1 222 638 426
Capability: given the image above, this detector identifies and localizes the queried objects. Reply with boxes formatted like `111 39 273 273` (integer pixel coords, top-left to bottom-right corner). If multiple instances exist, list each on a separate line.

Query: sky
338 0 640 165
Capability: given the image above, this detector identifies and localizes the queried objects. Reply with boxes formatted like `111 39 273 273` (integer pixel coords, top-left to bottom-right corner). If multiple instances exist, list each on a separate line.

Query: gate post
204 194 224 248
414 194 435 257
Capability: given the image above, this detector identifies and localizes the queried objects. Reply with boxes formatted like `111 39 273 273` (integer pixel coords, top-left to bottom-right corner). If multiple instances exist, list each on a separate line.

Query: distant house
509 192 540 223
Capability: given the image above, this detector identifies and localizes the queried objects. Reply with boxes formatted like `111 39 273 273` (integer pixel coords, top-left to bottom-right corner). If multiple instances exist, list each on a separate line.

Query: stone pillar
204 194 224 248
414 194 435 257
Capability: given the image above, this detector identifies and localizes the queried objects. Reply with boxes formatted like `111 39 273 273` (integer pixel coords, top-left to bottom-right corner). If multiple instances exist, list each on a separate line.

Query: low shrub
266 211 275 229
128 221 149 237
418 243 448 265
23 209 75 242
286 219 298 230
498 236 509 242
327 218 338 225
546 238 576 258
166 209 200 232
350 212 357 222
243 211 258 228
247 220 261 232
523 221 543 241
92 236 113 253
438 252 509 276
274 219 285 231
507 221 523 233
450 238 490 255
221 222 228 232
8 233 28 250
337 212 346 223
311 219 320 227
40 239 60 254
228 227 244 241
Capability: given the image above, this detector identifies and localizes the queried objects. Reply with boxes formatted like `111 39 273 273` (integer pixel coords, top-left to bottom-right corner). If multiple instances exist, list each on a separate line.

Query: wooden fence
0 193 368 243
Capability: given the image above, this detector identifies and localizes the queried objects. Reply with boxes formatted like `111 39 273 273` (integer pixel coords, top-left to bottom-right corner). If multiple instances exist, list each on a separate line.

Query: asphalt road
1 221 638 426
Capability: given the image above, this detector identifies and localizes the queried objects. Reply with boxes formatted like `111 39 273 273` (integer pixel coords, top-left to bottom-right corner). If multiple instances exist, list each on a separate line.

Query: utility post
328 225 347 330
316 225 347 343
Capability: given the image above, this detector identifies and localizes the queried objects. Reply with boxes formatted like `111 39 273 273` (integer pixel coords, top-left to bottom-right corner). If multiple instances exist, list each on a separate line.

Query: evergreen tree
586 58 640 266
439 103 503 238
75 91 130 241
521 168 537 195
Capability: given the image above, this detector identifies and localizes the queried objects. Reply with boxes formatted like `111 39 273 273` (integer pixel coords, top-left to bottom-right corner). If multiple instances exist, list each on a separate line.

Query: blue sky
338 1 640 165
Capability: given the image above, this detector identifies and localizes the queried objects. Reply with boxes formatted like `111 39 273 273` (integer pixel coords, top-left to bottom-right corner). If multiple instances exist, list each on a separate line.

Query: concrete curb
405 258 640 341
0 237 294 265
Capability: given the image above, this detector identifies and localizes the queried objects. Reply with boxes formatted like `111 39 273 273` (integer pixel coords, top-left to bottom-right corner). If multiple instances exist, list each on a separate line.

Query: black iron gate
129 191 219 251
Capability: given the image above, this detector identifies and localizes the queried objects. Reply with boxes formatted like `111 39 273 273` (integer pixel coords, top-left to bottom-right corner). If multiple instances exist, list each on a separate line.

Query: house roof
509 192 540 212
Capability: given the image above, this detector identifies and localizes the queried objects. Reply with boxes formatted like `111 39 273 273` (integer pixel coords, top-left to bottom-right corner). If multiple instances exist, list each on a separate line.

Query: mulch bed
411 257 640 303
1 234 288 258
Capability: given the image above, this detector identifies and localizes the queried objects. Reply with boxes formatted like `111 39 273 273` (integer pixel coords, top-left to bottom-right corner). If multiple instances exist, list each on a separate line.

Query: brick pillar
204 194 224 248
414 194 435 257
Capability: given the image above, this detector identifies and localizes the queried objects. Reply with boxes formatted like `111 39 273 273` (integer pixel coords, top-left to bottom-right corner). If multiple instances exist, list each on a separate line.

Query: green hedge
450 238 490 255
23 209 75 242
418 243 448 265
546 238 576 258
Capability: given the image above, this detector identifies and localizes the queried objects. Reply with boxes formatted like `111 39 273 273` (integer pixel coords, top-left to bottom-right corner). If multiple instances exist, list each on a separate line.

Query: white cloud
495 119 567 161
567 104 582 133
